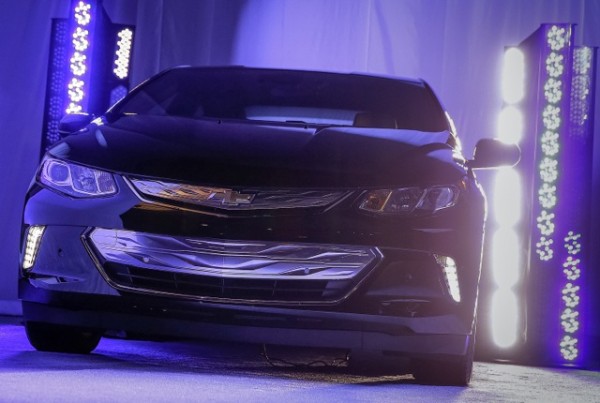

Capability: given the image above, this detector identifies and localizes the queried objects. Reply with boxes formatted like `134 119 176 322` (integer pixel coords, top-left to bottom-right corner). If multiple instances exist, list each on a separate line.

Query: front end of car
20 148 484 367
19 67 519 386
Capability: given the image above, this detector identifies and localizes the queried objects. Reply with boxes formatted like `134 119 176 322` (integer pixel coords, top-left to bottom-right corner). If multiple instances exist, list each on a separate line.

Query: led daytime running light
435 255 461 303
23 226 45 270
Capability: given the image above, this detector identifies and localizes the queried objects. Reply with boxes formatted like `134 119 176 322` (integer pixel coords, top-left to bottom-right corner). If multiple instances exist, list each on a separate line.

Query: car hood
49 115 466 188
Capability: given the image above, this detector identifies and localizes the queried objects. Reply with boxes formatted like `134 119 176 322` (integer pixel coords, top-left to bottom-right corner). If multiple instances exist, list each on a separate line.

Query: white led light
113 28 133 79
74 1 91 26
491 228 520 289
68 78 84 103
497 106 523 143
536 236 554 261
491 289 519 348
435 255 461 303
66 102 83 114
563 256 581 282
536 210 555 236
560 231 582 361
493 168 522 227
544 78 562 104
538 183 557 209
542 104 561 130
491 45 527 350
564 231 581 255
539 157 558 183
561 307 580 333
72 27 89 52
562 283 581 309
66 1 92 115
70 52 87 76
534 29 568 264
547 25 567 51
540 130 560 156
546 52 565 78
560 335 578 361
22 226 46 270
502 48 525 104
572 47 593 132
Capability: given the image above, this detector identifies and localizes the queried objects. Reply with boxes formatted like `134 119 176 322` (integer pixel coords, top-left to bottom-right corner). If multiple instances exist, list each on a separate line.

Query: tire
412 332 475 386
24 321 103 354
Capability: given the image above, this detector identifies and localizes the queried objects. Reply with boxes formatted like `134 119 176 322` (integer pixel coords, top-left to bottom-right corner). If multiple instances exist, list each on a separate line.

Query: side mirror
58 113 93 136
468 138 521 169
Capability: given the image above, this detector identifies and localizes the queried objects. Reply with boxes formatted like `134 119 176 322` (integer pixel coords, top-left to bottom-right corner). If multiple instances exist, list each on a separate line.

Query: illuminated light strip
66 1 94 114
42 19 69 153
113 28 133 79
22 226 46 270
560 232 581 360
534 25 569 262
558 46 593 362
490 47 525 348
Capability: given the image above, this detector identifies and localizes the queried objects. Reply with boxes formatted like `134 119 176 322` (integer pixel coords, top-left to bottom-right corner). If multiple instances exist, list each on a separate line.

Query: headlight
39 157 117 197
359 186 458 215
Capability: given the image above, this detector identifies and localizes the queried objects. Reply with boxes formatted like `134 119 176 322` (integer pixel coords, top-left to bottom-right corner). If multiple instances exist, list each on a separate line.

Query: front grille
88 228 380 303
128 178 350 211
103 263 351 301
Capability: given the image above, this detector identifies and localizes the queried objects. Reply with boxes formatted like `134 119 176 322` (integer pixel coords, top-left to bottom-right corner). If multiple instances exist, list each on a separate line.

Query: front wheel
24 321 103 354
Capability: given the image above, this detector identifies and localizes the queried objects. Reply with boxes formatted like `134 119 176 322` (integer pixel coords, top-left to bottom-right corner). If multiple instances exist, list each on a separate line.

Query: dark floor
1 316 599 402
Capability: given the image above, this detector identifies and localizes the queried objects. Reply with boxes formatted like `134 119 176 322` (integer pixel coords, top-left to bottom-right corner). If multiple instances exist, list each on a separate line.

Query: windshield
114 67 449 132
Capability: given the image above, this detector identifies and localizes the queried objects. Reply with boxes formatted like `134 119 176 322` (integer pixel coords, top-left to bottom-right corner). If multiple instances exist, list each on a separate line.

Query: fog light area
435 255 461 302
22 225 45 270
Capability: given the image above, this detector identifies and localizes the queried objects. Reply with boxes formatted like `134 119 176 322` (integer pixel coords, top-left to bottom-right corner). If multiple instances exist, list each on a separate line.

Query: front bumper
20 177 484 357
20 285 471 357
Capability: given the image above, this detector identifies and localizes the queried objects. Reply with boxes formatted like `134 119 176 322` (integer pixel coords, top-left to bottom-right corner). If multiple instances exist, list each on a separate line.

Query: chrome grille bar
89 228 379 281
128 178 349 210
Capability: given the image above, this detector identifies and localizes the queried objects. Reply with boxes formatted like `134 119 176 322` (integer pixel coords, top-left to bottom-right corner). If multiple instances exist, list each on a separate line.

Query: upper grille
128 178 349 211
87 228 380 303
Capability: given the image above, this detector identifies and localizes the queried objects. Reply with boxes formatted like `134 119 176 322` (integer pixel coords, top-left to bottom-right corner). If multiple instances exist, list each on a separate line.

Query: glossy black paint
51 115 461 188
20 67 490 369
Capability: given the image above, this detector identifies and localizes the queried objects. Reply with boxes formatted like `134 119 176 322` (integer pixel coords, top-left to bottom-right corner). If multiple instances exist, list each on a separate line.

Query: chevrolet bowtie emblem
221 189 255 206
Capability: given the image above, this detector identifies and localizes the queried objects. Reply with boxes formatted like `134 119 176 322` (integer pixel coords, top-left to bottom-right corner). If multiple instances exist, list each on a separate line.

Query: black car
20 66 518 385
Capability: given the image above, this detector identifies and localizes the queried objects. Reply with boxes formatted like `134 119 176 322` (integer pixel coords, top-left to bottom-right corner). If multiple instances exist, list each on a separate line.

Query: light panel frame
487 24 596 367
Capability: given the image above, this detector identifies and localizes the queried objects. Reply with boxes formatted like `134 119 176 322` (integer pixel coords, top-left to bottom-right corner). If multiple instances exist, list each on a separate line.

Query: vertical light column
534 25 570 263
530 25 575 364
41 19 69 157
113 28 133 80
110 27 134 105
66 1 96 114
490 47 525 348
557 46 595 363
488 23 595 367
40 1 137 155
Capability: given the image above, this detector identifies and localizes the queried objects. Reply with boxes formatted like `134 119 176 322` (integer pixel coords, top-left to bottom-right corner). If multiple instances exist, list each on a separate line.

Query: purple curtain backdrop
0 1 598 353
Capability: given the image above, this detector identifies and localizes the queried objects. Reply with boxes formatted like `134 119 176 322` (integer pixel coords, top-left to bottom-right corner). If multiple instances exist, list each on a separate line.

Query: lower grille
88 228 380 303
104 263 351 301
